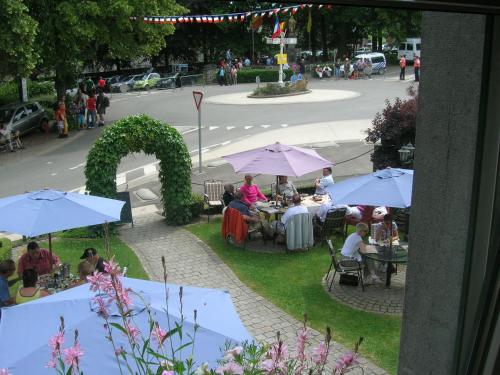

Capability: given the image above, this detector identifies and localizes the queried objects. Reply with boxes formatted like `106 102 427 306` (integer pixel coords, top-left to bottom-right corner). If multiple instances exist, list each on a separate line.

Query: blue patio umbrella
0 277 252 374
0 189 125 237
325 168 414 208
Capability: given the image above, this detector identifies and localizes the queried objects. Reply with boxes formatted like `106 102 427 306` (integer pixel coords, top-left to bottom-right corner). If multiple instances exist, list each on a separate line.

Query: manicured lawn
9 236 148 294
187 219 401 374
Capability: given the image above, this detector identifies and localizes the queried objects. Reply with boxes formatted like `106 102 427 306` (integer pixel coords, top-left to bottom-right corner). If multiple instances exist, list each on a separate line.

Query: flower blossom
48 332 65 353
161 371 174 375
104 257 121 276
151 324 167 346
93 296 110 319
63 342 84 369
215 361 244 375
0 369 12 375
223 346 243 360
261 342 289 373
335 351 358 373
195 363 210 375
295 328 308 362
310 342 328 366
87 271 112 293
125 321 141 343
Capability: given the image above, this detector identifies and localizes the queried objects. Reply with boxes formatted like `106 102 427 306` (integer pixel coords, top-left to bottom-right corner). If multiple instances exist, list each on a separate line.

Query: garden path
119 212 388 375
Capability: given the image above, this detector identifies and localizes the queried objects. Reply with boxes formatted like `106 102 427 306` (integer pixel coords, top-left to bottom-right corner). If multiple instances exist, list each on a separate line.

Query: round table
363 245 408 287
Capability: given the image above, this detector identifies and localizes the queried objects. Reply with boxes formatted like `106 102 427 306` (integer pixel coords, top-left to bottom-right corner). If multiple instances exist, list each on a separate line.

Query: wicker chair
314 208 347 243
203 180 224 222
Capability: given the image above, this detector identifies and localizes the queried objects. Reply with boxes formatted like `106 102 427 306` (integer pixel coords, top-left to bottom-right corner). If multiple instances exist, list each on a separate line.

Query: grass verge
187 218 401 374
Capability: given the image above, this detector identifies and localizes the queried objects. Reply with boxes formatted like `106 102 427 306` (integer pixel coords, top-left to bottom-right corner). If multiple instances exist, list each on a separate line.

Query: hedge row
0 238 13 261
0 80 56 106
236 68 294 84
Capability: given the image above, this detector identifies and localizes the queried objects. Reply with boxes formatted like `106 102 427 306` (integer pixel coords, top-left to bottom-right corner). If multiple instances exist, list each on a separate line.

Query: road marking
221 140 231 146
116 173 126 186
209 126 219 131
51 173 57 176
244 126 253 130
69 162 86 170
181 127 202 135
281 124 288 127
46 162 53 165
226 126 235 130
261 125 271 128
143 165 157 175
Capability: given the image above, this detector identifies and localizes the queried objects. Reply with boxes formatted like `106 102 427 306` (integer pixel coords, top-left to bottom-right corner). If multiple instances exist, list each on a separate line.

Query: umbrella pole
49 233 53 273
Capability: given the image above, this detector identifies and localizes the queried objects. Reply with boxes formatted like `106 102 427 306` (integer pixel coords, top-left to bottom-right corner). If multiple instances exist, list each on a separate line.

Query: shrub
189 193 205 219
85 115 192 225
385 53 399 65
366 86 418 169
237 68 294 84
0 80 55 106
252 80 308 97
0 238 13 261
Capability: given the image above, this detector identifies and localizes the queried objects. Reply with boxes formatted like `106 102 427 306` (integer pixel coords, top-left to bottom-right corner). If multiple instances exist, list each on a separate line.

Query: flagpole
278 32 284 86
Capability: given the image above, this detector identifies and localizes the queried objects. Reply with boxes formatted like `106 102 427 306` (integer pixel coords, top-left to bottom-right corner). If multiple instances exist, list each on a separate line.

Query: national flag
251 15 263 31
292 7 298 14
306 8 312 33
272 17 285 40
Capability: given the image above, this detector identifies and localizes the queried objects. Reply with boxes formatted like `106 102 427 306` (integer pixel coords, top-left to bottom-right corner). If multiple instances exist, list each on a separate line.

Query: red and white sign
193 91 204 110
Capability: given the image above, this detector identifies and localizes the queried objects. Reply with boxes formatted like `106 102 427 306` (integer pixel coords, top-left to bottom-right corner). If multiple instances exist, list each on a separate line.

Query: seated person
70 260 96 288
315 199 349 223
0 260 16 310
314 167 335 195
276 175 298 201
222 183 235 207
315 65 323 78
340 223 381 284
375 214 399 245
263 194 309 238
79 247 106 273
0 123 23 152
18 241 61 278
345 205 363 222
322 66 332 77
15 269 50 304
239 175 268 206
228 191 260 223
372 206 388 221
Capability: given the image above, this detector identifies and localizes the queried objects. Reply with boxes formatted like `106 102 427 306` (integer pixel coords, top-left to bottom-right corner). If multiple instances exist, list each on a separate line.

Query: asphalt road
0 69 414 198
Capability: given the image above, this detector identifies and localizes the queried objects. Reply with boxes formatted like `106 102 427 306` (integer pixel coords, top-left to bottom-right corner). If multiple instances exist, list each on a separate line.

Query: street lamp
398 142 415 165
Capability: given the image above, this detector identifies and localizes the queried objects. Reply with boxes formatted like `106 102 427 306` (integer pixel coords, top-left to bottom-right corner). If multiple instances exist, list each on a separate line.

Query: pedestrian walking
299 59 306 75
414 55 420 82
96 89 109 126
344 57 350 80
85 77 95 95
217 65 225 86
86 93 97 129
55 101 68 138
97 76 106 91
399 55 406 80
230 65 238 85
74 89 87 130
334 58 341 80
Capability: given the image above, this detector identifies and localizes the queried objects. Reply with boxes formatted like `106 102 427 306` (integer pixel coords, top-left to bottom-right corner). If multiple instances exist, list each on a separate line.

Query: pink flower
0 369 12 375
115 286 133 309
125 321 141 343
151 324 167 346
46 358 57 369
161 371 174 375
48 332 65 353
335 351 358 373
104 257 121 276
295 328 308 362
93 296 110 319
87 271 112 292
215 361 244 375
63 342 84 369
310 342 328 366
223 346 243 360
115 347 125 356
261 342 289 373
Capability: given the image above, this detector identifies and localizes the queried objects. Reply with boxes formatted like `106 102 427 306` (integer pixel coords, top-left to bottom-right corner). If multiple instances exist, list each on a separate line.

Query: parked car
0 102 49 136
105 75 124 92
156 72 190 89
133 73 161 90
110 74 143 93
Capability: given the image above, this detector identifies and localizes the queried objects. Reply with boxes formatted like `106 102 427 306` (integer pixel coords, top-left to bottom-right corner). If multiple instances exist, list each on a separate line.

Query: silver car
0 102 49 135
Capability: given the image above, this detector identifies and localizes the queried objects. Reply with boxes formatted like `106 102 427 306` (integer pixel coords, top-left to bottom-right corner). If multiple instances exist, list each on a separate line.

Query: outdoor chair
204 180 225 223
314 208 347 243
221 207 263 249
284 212 314 252
326 239 365 292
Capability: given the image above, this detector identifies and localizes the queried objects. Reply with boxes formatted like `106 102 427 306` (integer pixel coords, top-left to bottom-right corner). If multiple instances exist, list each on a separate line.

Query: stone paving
119 212 388 375
323 267 406 315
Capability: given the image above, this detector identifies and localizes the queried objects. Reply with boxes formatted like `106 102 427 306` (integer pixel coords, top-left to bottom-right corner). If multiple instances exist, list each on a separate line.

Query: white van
398 38 421 61
340 52 387 76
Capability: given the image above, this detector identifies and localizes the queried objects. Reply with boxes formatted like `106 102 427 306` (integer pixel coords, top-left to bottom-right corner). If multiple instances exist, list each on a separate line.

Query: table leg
386 261 393 287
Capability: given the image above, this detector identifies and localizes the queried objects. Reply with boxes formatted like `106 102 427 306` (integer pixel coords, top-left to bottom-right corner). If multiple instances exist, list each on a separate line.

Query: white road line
226 126 235 130
209 126 219 131
221 140 231 146
143 165 157 175
181 127 202 135
69 162 86 170
244 126 253 130
261 125 271 128
281 124 289 127
51 173 57 176
46 162 53 165
116 173 126 186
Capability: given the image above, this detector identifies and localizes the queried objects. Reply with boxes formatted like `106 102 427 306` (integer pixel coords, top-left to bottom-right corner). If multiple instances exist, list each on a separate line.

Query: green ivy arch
85 115 192 225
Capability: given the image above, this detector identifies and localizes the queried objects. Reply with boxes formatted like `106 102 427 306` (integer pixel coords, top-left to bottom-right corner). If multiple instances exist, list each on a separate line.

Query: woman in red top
86 93 97 128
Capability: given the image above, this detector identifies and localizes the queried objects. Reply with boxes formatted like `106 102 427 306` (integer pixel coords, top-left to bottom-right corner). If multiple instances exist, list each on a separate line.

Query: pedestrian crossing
179 123 293 133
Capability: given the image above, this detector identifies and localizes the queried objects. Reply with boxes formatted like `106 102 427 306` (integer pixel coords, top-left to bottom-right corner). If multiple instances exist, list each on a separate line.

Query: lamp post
398 142 415 167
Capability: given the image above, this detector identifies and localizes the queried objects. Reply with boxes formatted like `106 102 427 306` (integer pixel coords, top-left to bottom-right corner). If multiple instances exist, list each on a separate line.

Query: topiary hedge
237 68 294 84
0 80 56 106
85 115 192 225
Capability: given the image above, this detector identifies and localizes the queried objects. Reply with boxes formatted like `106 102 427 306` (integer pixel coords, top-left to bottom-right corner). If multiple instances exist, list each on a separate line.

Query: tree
0 0 38 78
26 0 186 97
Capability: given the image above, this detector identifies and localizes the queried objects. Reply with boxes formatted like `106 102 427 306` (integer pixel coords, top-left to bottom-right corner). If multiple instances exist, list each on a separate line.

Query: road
0 69 414 198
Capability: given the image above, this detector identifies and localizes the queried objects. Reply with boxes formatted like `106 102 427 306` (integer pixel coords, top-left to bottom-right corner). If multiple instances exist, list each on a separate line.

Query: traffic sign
192 91 204 110
266 37 297 45
276 54 288 65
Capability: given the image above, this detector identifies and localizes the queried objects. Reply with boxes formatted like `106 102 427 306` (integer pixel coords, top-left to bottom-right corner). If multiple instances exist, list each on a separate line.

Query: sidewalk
119 212 388 375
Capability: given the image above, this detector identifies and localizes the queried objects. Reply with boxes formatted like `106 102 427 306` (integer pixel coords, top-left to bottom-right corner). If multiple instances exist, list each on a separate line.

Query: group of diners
0 241 107 309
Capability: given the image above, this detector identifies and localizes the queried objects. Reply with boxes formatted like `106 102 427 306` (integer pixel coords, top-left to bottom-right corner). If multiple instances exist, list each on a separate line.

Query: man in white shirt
315 167 334 195
263 194 308 237
341 222 381 284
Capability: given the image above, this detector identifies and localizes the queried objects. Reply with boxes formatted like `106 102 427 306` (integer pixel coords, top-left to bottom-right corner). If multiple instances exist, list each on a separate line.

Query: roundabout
204 88 361 105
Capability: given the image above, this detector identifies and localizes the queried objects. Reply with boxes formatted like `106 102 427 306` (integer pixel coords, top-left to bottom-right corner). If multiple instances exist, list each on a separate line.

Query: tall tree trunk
55 71 66 100
378 34 383 51
372 34 377 52
338 23 348 58
320 13 328 62
311 9 318 62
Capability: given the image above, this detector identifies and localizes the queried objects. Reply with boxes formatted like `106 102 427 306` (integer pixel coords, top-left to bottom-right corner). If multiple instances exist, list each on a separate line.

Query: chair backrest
326 239 341 271
204 180 224 201
286 213 314 251
323 208 347 232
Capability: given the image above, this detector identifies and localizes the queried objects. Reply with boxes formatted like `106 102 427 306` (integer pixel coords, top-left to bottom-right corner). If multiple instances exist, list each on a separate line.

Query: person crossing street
399 55 407 80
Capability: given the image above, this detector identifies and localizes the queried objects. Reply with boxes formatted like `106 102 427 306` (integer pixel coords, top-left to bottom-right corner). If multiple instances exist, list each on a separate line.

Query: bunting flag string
131 3 332 25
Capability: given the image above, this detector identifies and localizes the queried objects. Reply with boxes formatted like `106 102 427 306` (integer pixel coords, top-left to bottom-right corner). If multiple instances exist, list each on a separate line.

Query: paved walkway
119 213 388 375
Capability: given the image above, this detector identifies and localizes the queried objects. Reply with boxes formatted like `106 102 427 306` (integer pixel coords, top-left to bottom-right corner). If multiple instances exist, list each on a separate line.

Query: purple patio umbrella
222 142 332 177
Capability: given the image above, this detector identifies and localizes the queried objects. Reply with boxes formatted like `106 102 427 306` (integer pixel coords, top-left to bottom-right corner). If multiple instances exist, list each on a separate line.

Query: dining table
255 194 330 219
363 242 409 287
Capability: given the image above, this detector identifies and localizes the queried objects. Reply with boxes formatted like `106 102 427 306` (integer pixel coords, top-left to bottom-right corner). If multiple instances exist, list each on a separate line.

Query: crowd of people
0 241 108 311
